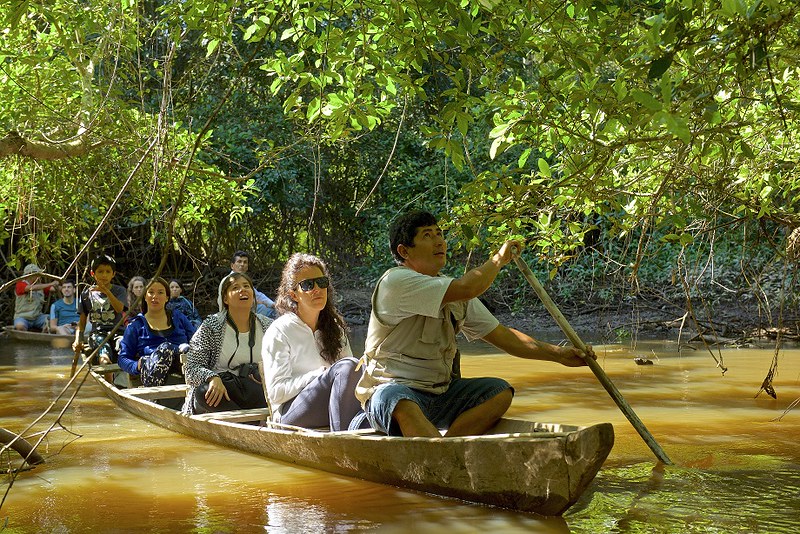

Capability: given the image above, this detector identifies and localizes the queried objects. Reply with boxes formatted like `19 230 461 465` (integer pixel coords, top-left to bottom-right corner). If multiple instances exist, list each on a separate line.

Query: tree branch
0 130 112 160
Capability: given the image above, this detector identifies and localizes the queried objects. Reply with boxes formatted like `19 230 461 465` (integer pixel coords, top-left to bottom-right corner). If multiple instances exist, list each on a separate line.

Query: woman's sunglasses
296 276 330 292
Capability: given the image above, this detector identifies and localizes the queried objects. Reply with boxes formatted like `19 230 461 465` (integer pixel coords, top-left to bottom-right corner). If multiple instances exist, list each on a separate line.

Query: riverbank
3 271 796 347
336 283 800 347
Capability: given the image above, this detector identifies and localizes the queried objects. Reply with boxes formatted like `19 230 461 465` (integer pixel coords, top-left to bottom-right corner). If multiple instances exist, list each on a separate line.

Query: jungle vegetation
2 1 800 389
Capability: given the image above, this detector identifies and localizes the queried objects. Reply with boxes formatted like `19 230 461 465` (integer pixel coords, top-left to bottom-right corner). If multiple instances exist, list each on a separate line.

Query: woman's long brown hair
275 253 348 364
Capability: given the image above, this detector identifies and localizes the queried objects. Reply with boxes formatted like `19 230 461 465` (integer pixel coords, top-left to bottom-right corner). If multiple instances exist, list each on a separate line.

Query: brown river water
1 333 800 533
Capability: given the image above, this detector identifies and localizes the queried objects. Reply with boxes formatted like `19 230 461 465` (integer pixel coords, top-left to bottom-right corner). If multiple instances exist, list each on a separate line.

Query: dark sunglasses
296 276 329 292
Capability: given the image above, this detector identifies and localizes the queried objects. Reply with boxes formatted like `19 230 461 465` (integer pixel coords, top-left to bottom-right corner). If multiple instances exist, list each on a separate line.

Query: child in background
73 254 128 364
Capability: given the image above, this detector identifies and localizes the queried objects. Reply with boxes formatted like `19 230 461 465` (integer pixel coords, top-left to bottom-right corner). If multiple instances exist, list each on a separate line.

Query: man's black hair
91 254 116 272
231 250 250 263
389 210 438 264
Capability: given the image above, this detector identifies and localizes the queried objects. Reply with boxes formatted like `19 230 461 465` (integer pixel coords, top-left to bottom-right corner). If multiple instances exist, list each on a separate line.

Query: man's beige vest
14 284 45 320
355 268 467 405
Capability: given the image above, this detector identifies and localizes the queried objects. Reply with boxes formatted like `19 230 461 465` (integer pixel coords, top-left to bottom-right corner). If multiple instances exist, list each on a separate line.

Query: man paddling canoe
355 210 596 437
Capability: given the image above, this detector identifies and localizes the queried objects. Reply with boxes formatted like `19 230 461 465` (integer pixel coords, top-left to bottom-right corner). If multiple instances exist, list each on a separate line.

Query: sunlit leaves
4 0 800 278
537 158 551 178
720 0 750 18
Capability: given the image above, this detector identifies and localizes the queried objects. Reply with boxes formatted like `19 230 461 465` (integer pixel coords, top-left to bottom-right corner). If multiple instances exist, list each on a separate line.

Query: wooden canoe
87 366 614 515
3 326 73 343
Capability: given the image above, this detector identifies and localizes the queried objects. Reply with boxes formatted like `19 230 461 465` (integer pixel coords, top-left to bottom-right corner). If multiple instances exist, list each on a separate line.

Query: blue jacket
118 310 197 375
167 296 202 327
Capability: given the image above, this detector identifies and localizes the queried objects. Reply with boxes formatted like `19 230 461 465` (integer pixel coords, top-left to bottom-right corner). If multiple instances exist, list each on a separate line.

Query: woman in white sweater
262 253 363 431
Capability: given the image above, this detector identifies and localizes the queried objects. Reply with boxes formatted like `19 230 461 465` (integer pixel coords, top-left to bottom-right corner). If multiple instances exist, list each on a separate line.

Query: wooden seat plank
192 407 272 423
125 384 189 400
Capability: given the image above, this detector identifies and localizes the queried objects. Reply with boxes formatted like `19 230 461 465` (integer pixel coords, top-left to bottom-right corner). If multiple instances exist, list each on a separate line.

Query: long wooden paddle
513 254 673 465
70 344 82 376
69 340 83 376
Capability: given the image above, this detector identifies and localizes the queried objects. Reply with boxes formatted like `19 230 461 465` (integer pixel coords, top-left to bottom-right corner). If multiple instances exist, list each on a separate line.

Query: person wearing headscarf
182 272 272 414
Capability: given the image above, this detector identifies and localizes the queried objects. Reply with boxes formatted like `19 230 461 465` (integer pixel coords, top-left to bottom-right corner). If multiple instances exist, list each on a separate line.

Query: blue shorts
365 377 513 436
14 314 49 331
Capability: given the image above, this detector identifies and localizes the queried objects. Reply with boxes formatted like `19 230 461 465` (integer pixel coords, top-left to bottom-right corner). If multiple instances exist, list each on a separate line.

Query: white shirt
262 312 352 413
373 266 499 341
213 325 264 374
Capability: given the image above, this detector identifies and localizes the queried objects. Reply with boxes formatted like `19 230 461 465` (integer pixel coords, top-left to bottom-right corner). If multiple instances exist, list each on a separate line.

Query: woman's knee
332 356 358 372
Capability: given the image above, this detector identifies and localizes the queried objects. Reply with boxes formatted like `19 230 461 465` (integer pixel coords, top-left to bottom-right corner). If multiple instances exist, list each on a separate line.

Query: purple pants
278 357 364 431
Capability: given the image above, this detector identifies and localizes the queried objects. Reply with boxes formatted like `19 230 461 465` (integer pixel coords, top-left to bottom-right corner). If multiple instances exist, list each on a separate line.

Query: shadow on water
3 336 800 532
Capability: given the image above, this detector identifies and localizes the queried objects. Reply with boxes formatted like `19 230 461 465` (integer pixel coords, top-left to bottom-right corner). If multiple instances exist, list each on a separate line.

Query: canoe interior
86 368 614 515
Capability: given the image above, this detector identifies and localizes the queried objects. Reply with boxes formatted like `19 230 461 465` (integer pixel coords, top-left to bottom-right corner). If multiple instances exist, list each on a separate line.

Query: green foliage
527 216 783 313
225 0 800 276
2 0 800 323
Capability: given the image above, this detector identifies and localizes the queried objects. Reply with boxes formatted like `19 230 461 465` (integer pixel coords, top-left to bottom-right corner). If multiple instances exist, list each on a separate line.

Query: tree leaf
206 39 219 56
537 158 552 177
740 141 755 159
648 54 673 80
633 90 662 111
663 113 691 143
490 136 505 159
243 24 258 41
518 148 532 168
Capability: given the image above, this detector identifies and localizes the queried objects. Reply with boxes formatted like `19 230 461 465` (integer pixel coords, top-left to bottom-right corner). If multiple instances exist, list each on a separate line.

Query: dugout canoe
87 366 614 515
3 326 73 343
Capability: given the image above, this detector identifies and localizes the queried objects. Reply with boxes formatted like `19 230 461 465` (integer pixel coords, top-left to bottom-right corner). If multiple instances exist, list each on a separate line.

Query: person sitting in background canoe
73 255 128 365
117 277 197 387
167 278 202 328
125 275 146 324
182 272 272 414
217 250 277 318
262 253 365 431
14 263 58 332
49 280 80 335
355 210 596 437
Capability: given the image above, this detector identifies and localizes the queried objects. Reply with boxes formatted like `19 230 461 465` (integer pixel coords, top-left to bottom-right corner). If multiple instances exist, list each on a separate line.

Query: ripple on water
566 460 800 533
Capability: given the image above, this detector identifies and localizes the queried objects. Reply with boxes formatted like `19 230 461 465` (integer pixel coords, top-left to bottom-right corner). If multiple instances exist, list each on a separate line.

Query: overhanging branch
0 130 112 160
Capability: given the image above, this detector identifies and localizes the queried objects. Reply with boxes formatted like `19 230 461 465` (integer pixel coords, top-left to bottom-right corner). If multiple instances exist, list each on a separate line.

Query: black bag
210 313 266 410
218 364 267 409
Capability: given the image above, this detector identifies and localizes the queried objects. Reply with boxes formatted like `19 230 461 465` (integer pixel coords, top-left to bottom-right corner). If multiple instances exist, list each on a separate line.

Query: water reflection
2 337 800 532
572 462 800 532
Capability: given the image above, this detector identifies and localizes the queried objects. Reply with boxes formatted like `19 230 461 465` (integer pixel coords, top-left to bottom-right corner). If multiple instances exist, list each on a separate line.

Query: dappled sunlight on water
2 335 800 532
